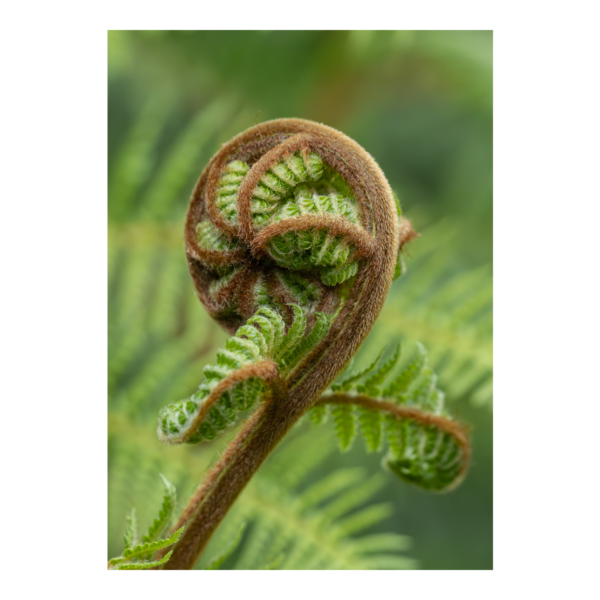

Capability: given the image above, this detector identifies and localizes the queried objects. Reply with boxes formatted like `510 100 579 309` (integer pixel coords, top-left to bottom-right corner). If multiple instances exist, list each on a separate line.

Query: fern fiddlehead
152 119 467 569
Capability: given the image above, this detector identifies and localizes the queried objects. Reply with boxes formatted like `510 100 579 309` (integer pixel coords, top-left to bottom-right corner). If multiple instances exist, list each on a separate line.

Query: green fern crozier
143 118 469 570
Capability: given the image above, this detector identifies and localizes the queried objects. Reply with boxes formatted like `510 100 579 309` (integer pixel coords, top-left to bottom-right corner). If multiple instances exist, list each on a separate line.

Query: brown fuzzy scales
161 118 419 569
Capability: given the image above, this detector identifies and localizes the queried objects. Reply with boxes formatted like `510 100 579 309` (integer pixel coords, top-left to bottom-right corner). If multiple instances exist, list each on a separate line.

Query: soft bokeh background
108 30 492 569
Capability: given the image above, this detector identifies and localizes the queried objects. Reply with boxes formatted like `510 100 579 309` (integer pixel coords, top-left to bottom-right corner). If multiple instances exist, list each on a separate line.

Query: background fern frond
194 429 416 570
139 98 238 221
204 523 246 570
363 217 493 408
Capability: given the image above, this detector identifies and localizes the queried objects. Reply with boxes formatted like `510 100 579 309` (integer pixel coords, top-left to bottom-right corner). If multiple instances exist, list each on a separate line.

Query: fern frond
314 343 470 492
139 98 238 221
334 503 394 537
157 305 333 445
318 474 387 522
156 308 282 446
142 474 176 544
204 430 416 570
368 217 493 407
109 474 185 570
204 523 246 570
109 98 170 221
295 468 366 510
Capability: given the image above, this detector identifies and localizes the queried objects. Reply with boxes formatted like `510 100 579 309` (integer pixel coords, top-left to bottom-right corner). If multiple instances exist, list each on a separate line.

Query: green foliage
123 508 137 551
213 151 362 286
332 403 357 452
332 348 385 392
383 343 426 397
108 35 493 566
109 475 183 570
359 343 401 394
314 343 468 491
195 429 416 570
143 473 177 544
113 552 175 570
367 218 493 408
157 305 332 445
197 220 238 253
204 523 246 570
357 407 383 452
120 527 184 562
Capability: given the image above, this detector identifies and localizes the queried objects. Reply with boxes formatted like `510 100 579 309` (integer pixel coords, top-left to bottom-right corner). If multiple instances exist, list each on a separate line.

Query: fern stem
161 383 306 569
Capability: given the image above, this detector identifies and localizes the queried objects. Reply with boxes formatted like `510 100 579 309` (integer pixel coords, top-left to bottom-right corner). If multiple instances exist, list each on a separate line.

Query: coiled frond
157 119 416 456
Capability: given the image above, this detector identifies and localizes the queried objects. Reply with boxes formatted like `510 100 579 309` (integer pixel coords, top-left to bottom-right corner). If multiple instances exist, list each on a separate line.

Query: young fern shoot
143 118 468 570
108 475 184 570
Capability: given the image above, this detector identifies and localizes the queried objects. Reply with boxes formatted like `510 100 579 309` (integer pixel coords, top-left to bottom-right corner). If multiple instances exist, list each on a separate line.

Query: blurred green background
108 30 492 569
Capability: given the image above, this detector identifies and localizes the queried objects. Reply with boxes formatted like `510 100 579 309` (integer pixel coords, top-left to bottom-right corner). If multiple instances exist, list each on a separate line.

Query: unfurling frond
109 475 183 570
157 305 332 446
313 344 470 492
